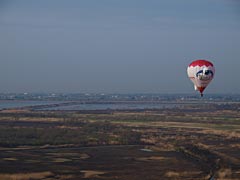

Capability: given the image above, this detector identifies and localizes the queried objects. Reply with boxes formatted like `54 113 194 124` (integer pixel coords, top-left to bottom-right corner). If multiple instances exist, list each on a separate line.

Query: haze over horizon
0 0 240 94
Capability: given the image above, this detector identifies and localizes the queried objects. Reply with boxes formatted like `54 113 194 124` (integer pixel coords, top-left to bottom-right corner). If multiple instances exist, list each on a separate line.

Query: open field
0 103 240 179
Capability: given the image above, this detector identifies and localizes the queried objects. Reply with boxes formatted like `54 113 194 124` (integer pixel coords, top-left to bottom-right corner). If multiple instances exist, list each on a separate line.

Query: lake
0 100 61 110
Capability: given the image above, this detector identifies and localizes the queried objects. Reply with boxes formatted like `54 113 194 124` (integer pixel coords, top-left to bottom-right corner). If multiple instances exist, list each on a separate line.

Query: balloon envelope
187 60 215 96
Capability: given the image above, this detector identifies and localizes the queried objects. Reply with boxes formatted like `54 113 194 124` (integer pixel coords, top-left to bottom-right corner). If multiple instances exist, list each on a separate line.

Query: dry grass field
0 102 239 179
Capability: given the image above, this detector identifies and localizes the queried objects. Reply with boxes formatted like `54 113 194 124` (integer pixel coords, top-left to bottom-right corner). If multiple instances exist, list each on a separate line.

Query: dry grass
201 129 240 138
165 171 180 177
165 171 203 179
230 144 240 149
217 168 232 179
20 117 61 122
81 170 106 178
0 171 54 180
79 153 90 159
119 120 213 130
214 151 240 165
151 143 175 151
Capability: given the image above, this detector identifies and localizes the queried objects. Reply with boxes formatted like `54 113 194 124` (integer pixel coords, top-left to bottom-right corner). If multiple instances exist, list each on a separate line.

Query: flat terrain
0 102 240 179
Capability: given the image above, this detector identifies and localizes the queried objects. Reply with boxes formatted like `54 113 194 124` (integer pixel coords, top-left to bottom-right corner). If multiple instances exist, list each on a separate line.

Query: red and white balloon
187 60 215 96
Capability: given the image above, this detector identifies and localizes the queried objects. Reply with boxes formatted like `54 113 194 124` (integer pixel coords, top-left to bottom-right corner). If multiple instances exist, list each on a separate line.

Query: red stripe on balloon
189 60 213 67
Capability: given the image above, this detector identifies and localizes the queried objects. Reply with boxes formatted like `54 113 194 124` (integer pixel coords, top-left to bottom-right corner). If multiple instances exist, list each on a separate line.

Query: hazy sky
0 0 240 94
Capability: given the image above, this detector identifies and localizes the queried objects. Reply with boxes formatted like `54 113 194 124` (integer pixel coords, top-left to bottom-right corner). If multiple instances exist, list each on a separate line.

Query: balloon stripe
188 60 213 67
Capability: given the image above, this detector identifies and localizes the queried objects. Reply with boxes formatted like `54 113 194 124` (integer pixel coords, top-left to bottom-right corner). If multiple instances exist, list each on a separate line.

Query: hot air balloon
187 60 215 97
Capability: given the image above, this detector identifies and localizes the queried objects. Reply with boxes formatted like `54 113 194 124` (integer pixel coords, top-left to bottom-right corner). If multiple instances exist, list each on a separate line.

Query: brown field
0 103 239 179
